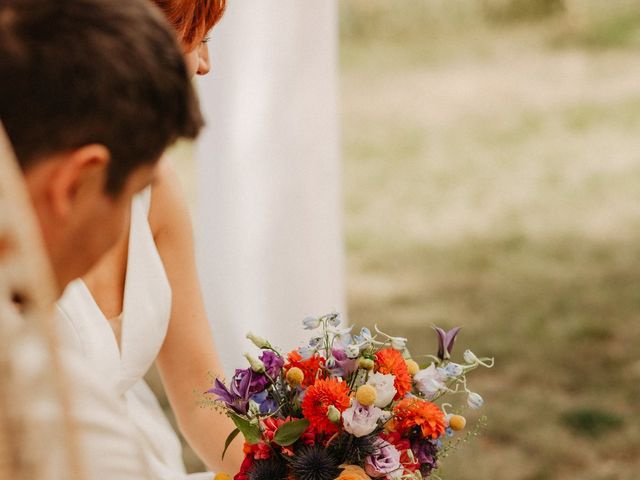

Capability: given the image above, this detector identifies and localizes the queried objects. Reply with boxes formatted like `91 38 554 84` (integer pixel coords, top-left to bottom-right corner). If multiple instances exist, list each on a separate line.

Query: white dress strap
118 188 171 395
138 185 153 216
56 185 201 478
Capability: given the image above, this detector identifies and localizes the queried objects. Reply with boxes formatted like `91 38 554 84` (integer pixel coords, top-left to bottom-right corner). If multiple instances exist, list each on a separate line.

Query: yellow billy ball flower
448 414 467 431
286 367 304 386
213 474 231 480
356 384 377 407
405 359 420 376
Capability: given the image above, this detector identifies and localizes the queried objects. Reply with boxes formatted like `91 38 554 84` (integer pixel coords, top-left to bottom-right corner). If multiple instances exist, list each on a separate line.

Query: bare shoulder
148 160 193 241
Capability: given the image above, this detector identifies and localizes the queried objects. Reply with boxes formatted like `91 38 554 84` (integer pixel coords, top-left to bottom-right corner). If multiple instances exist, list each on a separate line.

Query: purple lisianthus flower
364 438 401 478
329 346 359 377
259 350 284 378
207 368 268 414
411 438 439 477
413 364 447 400
342 400 383 437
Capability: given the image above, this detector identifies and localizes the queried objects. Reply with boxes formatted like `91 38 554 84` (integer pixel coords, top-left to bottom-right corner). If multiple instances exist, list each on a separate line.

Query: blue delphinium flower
439 362 463 378
326 313 341 327
298 346 316 359
303 316 321 330
251 390 278 415
352 327 373 349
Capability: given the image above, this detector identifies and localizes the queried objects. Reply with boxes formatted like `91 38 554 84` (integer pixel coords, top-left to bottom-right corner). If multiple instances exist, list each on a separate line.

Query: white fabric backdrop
195 0 345 376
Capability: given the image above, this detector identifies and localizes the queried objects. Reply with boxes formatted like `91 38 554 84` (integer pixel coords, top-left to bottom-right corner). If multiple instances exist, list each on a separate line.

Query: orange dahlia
391 397 446 440
336 465 372 480
301 378 351 434
375 348 412 400
286 350 326 387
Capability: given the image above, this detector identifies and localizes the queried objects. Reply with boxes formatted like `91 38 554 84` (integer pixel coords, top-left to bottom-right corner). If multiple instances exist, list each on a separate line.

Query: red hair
152 0 226 50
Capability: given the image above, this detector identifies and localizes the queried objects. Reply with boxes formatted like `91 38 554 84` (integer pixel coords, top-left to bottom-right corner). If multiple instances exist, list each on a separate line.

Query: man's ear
47 144 111 218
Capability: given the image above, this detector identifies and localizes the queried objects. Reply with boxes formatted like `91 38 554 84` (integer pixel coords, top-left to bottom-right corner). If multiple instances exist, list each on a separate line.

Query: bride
56 0 241 477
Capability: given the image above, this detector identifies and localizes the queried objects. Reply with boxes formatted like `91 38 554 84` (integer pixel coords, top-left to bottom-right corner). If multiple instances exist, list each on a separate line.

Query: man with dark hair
0 0 205 478
0 0 203 290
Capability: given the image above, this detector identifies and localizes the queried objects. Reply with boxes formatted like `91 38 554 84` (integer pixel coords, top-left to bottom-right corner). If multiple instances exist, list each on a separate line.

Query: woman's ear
47 144 111 219
197 42 211 76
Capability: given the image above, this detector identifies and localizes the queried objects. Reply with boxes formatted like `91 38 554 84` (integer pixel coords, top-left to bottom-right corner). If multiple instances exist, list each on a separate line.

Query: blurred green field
341 1 640 479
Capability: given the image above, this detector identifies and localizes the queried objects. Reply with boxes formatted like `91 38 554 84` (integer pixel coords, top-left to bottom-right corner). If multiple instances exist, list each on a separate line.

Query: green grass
561 408 624 438
341 1 640 478
552 10 640 50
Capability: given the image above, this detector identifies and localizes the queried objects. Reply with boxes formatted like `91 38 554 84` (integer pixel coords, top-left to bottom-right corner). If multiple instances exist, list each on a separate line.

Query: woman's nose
197 43 211 76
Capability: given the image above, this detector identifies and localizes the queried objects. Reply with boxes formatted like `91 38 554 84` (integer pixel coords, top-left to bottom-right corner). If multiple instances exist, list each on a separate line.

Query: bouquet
208 313 493 480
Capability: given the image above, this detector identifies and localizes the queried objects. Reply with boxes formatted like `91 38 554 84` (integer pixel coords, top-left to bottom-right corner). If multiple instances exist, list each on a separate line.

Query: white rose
366 372 397 408
342 400 383 437
413 364 447 399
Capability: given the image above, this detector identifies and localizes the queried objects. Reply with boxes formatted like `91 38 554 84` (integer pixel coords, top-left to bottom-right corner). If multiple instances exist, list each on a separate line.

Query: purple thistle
433 326 461 361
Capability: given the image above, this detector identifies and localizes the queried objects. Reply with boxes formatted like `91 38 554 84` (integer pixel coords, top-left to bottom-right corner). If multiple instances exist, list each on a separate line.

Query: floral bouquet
207 313 493 480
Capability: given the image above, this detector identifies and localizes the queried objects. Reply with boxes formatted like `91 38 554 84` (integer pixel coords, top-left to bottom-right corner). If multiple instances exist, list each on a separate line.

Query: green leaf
228 413 261 445
221 428 240 460
273 419 310 446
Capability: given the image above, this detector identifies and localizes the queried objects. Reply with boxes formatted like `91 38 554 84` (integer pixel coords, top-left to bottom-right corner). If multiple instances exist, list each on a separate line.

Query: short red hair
152 0 226 50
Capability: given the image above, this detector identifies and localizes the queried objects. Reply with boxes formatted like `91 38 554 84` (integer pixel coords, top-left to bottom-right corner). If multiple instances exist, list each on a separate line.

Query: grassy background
168 1 640 477
340 1 640 479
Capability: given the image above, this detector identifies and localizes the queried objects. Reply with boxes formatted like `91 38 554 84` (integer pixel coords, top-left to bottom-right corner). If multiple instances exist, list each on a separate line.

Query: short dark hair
0 0 203 193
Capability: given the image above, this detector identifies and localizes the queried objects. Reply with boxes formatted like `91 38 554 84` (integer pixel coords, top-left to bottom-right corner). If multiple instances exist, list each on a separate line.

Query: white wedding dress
56 188 212 480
